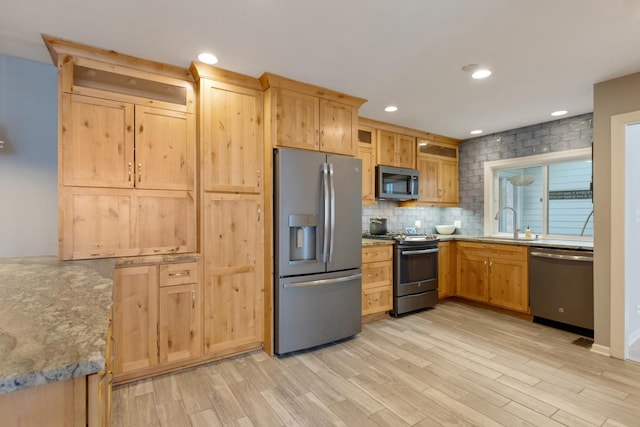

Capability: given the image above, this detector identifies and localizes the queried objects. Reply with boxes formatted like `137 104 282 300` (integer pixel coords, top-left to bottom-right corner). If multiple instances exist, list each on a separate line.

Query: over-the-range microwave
375 165 419 201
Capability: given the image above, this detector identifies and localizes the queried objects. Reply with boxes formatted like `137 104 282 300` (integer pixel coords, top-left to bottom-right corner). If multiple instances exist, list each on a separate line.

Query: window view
490 148 593 238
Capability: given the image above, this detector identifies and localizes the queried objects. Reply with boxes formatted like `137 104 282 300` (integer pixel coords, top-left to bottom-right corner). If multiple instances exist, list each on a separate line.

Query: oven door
395 246 438 296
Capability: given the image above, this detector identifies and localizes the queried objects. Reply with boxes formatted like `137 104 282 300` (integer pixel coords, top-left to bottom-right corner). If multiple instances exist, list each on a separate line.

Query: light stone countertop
0 256 114 395
435 234 593 251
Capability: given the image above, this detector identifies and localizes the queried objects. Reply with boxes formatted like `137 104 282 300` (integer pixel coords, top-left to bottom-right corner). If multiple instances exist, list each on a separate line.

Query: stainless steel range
362 233 439 316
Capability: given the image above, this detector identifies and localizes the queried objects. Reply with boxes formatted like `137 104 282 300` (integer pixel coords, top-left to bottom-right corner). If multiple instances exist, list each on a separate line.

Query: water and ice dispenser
288 214 316 262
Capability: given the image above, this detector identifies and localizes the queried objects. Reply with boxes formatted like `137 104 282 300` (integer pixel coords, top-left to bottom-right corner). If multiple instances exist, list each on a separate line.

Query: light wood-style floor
113 301 640 426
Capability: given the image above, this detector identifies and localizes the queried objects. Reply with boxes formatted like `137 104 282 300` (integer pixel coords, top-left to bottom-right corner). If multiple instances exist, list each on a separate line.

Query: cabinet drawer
362 285 392 316
159 262 198 287
362 260 392 290
362 245 393 263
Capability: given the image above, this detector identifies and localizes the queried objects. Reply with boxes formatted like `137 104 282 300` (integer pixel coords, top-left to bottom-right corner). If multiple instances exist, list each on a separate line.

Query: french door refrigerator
274 148 362 354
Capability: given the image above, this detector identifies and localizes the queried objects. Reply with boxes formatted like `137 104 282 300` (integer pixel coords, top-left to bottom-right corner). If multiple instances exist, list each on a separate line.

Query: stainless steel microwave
375 165 419 201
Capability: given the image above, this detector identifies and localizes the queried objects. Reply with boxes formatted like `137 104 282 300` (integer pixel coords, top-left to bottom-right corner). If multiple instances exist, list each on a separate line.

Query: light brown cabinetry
261 73 366 156
415 140 459 206
361 244 393 316
456 242 529 313
437 241 456 299
113 261 201 382
191 63 265 359
46 37 197 260
377 130 415 168
357 125 377 205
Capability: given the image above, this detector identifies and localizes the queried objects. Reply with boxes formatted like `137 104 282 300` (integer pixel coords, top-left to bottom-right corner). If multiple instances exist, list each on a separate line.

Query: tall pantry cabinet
190 63 265 358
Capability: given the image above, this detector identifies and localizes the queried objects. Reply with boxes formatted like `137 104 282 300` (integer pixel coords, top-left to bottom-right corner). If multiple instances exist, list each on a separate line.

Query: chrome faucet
494 206 518 239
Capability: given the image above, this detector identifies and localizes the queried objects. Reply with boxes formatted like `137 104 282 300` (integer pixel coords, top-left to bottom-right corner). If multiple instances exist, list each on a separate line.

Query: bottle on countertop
525 225 532 239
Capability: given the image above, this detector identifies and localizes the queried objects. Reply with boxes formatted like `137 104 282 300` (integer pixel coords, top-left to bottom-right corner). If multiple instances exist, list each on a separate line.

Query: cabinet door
134 106 195 191
61 188 134 260
113 265 158 376
377 130 397 166
438 241 451 298
158 283 201 364
362 286 393 316
61 94 134 188
203 82 263 193
357 145 376 205
135 190 196 255
274 88 319 151
417 156 440 203
439 159 459 204
396 134 415 168
488 258 528 312
203 193 263 356
456 253 488 302
319 99 356 156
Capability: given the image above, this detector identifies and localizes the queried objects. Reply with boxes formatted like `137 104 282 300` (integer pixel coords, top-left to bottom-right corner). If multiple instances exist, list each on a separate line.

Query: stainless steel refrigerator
274 148 362 355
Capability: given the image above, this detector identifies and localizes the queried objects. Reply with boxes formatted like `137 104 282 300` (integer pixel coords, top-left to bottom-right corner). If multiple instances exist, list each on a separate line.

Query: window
484 147 593 239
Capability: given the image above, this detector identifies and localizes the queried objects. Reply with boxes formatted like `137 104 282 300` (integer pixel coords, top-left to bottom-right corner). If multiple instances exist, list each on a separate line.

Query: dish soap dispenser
525 225 531 239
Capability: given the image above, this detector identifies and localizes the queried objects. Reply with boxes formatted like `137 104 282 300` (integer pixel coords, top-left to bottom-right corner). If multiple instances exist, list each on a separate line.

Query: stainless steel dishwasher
529 247 594 334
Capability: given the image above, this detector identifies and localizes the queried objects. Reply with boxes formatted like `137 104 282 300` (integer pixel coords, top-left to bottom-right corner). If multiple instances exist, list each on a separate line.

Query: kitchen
3 1 640 426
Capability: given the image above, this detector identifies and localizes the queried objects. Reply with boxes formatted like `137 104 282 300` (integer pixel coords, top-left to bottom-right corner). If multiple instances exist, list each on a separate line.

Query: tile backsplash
362 201 462 235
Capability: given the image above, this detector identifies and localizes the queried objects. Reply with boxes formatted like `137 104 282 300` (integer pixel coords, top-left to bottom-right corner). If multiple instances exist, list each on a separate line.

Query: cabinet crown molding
190 62 262 91
259 72 366 107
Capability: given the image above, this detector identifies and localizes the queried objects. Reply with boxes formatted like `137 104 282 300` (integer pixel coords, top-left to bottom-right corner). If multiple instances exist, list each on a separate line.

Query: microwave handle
410 176 416 195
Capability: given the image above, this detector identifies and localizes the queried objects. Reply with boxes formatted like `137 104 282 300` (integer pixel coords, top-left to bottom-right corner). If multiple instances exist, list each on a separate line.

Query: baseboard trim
590 343 611 357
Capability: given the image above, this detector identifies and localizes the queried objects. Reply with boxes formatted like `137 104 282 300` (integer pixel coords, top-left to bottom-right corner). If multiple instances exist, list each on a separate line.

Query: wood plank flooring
112 301 640 426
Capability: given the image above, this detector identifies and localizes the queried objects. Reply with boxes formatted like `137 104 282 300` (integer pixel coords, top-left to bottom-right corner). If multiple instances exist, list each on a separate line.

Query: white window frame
483 147 592 239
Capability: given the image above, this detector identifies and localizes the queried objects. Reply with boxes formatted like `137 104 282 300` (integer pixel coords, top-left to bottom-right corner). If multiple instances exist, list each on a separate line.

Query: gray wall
0 54 58 256
457 113 594 235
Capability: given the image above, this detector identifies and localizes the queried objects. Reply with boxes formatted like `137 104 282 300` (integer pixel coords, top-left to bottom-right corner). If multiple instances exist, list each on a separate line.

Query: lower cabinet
437 241 455 299
113 260 201 382
361 244 393 316
456 241 529 313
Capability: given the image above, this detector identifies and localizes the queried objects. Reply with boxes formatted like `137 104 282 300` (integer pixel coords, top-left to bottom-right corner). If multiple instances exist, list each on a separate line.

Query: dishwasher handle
530 250 592 262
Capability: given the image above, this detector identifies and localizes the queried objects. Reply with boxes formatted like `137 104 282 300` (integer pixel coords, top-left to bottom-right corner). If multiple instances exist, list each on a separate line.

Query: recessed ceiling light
551 110 568 117
197 52 218 65
462 64 492 79
384 105 398 112
470 130 483 135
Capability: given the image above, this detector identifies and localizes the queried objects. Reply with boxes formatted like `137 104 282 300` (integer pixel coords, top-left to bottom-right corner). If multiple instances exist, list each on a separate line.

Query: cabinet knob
128 162 132 181
137 163 142 182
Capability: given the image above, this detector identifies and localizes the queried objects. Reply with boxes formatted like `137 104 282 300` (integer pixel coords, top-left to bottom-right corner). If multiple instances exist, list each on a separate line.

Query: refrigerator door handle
283 273 362 288
329 163 336 263
322 163 330 263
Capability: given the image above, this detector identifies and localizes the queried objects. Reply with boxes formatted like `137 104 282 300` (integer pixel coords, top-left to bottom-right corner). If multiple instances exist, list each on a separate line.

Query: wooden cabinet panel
62 94 134 188
61 188 133 259
362 286 392 316
415 140 459 207
438 241 455 299
357 125 377 205
418 157 439 202
362 260 393 290
274 88 319 151
159 283 201 364
457 254 488 302
203 193 263 355
377 130 415 168
362 244 393 263
136 191 196 254
439 160 459 204
202 83 263 193
134 106 194 191
319 99 356 156
397 134 415 168
159 262 199 287
113 265 158 375
488 258 528 312
377 130 398 166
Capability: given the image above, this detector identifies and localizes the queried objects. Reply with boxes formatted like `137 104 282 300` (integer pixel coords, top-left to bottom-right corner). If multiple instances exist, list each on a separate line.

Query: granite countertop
435 234 594 251
0 256 114 395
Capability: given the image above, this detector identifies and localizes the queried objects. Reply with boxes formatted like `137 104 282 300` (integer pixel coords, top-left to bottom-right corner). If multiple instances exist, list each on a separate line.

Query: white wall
626 122 640 343
0 54 58 256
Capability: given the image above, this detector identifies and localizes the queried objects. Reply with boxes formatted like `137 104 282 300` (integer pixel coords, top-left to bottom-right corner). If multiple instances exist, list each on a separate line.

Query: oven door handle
401 248 439 255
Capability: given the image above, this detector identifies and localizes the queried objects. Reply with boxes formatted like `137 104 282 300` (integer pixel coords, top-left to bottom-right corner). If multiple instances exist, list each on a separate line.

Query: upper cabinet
377 130 415 169
260 73 366 156
415 139 459 206
45 36 197 259
357 125 377 206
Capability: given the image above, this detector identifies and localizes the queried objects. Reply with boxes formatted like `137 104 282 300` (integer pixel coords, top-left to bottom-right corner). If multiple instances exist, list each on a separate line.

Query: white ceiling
3 0 640 140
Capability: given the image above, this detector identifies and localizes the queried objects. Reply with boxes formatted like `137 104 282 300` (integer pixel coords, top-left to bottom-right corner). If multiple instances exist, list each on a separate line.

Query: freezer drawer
275 270 362 355
529 247 594 331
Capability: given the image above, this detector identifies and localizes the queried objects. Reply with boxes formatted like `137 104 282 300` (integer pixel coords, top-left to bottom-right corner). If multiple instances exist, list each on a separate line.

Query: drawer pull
168 271 187 278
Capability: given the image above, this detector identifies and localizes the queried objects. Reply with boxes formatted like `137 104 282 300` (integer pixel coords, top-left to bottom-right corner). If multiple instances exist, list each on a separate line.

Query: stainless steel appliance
369 217 388 235
529 247 594 335
274 148 362 355
375 165 419 201
362 233 439 316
